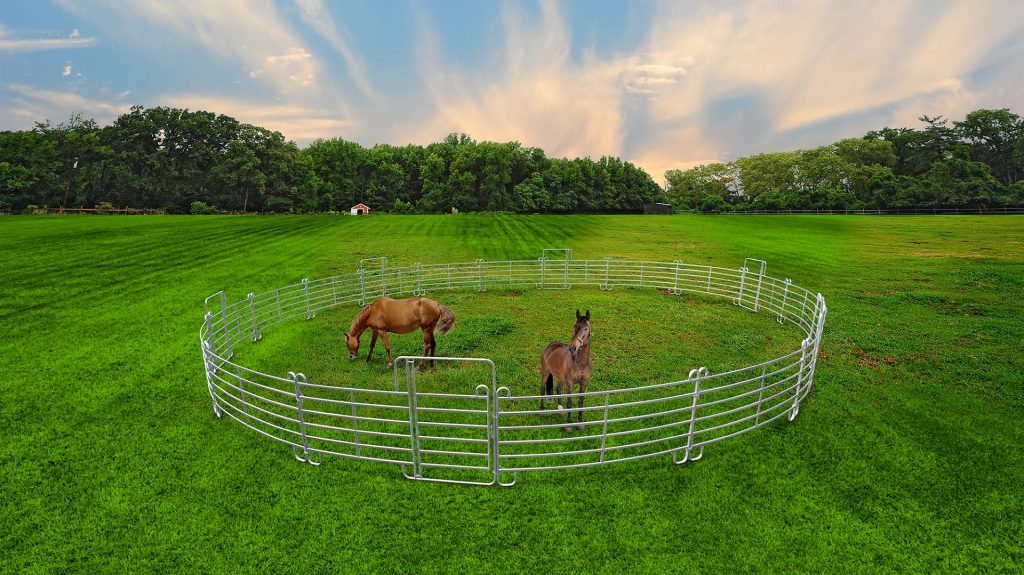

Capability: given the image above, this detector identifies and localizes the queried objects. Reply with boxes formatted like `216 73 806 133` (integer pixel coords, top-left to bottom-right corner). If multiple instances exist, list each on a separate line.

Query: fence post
753 268 763 312
235 364 247 416
600 257 612 291
734 265 748 307
807 295 827 392
202 340 222 418
671 260 682 295
204 311 216 353
219 292 234 359
789 339 811 421
495 386 516 486
358 268 366 306
302 278 315 320
275 288 282 322
290 372 320 466
248 292 262 342
414 263 424 296
476 259 486 292
349 389 361 457
777 279 791 324
599 391 611 463
404 359 421 479
674 367 706 464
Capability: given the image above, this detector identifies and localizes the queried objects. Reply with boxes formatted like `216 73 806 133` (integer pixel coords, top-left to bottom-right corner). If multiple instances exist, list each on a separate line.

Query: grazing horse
540 309 592 432
345 297 456 369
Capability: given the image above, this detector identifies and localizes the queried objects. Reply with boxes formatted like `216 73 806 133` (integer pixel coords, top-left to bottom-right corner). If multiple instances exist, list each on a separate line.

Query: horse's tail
436 304 456 335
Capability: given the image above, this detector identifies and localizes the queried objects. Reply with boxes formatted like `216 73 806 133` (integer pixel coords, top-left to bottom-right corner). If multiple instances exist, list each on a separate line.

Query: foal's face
570 310 591 354
345 332 360 360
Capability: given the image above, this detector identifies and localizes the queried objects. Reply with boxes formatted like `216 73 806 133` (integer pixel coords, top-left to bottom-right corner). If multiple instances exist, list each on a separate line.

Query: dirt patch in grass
854 347 898 369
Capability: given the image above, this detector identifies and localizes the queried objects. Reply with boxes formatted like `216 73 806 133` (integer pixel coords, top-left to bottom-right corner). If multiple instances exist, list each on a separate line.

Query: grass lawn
0 214 1021 573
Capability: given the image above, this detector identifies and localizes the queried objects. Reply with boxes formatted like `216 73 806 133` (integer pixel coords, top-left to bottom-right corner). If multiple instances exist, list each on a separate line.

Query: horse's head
345 332 360 360
570 309 591 355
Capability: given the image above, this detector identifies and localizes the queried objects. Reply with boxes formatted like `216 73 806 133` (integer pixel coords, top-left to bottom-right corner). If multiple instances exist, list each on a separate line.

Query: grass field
1 214 1021 573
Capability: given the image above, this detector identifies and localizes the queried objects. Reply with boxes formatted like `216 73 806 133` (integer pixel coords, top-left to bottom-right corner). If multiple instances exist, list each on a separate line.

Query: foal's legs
539 370 552 410
576 386 585 431
564 381 575 433
366 330 379 362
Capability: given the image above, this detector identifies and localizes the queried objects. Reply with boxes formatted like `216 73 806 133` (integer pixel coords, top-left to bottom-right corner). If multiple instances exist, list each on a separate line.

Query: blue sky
2 0 1024 180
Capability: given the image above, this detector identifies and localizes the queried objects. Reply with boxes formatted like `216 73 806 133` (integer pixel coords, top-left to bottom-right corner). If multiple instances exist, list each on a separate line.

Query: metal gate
735 258 767 311
395 356 498 485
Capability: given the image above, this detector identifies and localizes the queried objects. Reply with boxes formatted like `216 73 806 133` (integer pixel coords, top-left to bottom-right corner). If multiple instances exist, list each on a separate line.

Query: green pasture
1 214 1021 573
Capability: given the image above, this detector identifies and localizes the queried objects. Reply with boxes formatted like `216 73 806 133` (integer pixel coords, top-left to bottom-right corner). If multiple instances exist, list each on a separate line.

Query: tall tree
954 108 1023 187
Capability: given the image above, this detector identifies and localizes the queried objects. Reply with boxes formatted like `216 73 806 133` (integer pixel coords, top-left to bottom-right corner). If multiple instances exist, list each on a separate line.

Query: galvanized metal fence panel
200 251 827 486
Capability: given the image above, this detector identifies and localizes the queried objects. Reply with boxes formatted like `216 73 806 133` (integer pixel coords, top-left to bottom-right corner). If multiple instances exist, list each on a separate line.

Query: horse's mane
348 303 373 335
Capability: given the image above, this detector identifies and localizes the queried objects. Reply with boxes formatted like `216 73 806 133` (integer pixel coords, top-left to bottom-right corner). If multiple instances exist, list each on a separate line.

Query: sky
2 0 1024 181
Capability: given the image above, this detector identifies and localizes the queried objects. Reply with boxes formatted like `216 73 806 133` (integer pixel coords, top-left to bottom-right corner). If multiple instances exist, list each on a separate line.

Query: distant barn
350 203 370 215
643 202 673 214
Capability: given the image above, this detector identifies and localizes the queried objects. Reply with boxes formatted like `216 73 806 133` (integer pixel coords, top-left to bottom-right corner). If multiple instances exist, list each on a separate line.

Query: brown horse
345 297 456 369
540 309 592 432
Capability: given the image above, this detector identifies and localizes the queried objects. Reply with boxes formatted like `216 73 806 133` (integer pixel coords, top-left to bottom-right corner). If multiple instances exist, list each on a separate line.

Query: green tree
954 108 1024 187
216 140 264 212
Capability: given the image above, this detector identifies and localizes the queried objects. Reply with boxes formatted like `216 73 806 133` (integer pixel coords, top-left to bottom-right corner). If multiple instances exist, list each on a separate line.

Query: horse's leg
429 333 437 367
577 381 586 431
366 330 379 362
379 331 394 368
564 381 575 433
539 369 550 410
420 329 431 369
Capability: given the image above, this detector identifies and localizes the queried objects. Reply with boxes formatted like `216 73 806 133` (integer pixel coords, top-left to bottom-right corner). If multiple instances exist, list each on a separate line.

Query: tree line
665 108 1024 211
5 105 1023 215
0 105 662 214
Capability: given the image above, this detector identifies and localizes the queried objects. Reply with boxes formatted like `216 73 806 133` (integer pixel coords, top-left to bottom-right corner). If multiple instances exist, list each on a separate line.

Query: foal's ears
585 309 590 320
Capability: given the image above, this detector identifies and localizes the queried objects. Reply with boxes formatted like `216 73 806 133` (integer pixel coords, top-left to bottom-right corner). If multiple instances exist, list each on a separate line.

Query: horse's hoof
386 362 394 369
564 427 574 433
557 404 564 412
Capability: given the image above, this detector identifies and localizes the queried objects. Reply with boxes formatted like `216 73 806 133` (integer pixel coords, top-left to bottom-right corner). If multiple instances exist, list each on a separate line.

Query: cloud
62 63 73 77
64 1 335 102
294 0 380 103
0 25 97 52
411 0 629 162
614 0 1024 175
265 47 312 65
2 84 128 129
161 94 351 143
624 63 689 96
634 64 686 76
8 0 1024 183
